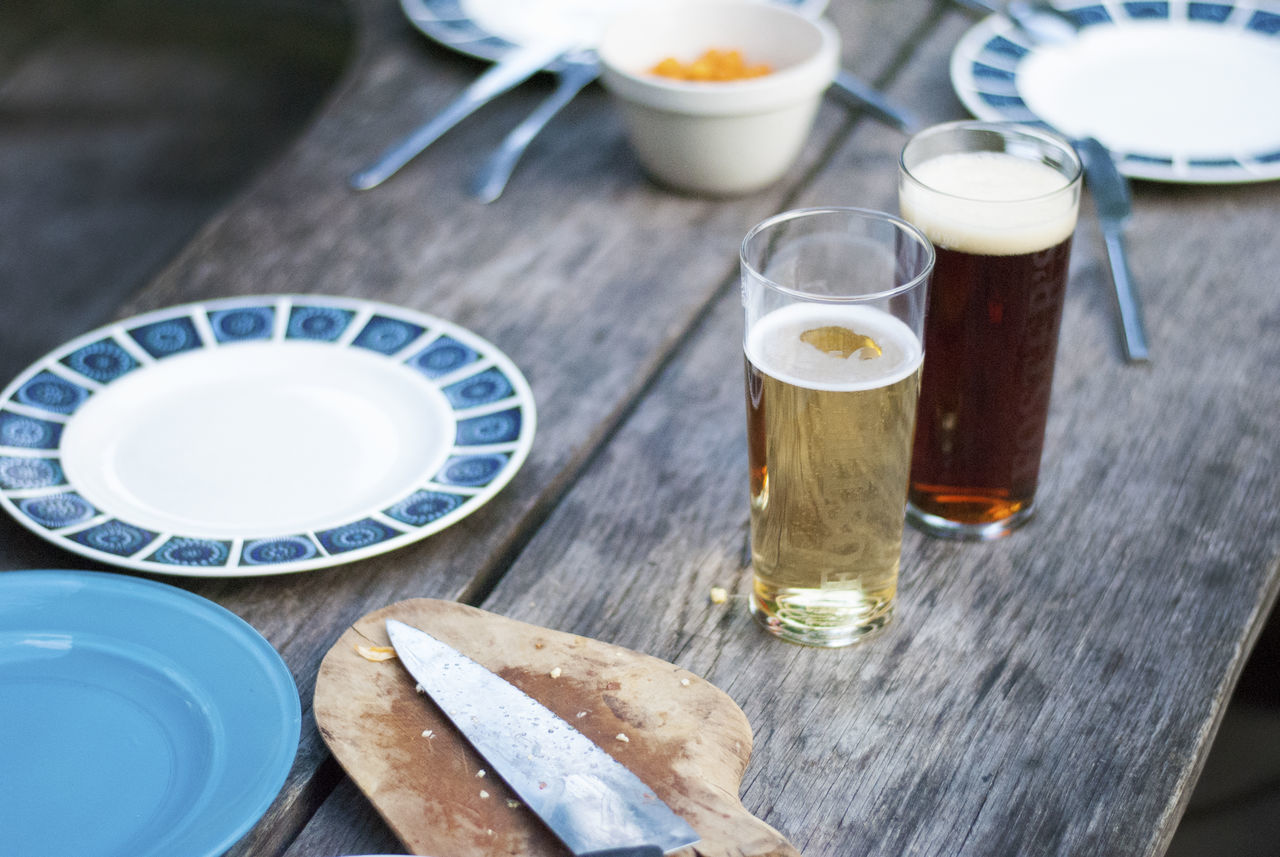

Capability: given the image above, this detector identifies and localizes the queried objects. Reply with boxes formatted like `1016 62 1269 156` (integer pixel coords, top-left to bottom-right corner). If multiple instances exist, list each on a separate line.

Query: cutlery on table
386 618 702 856
350 38 576 191
471 52 600 203
830 69 921 133
1074 137 1150 363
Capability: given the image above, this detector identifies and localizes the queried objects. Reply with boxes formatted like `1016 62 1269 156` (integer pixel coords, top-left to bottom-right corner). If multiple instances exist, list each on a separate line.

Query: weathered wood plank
268 1 943 855
0 0 942 854
429 8 1280 857
4 0 1276 855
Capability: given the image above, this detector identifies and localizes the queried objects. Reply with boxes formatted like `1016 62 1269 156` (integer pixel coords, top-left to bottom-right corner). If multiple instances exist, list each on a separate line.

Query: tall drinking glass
741 207 933 647
898 121 1082 540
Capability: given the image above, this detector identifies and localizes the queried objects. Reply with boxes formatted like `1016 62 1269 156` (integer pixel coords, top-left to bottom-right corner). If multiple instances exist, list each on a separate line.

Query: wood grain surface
315 599 798 857
1 0 1277 856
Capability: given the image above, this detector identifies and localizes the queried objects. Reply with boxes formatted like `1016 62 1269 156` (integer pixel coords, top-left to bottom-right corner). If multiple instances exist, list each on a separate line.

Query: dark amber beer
899 122 1082 539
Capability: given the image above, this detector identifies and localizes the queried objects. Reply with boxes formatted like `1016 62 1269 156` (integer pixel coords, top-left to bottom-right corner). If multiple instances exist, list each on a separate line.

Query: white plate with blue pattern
951 0 1280 183
0 296 536 576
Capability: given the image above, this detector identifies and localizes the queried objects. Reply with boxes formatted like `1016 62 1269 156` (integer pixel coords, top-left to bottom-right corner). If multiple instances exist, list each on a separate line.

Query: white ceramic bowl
598 2 840 196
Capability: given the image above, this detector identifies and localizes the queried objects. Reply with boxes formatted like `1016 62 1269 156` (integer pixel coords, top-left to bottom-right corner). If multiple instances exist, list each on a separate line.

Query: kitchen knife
1075 136 1150 363
385 618 701 857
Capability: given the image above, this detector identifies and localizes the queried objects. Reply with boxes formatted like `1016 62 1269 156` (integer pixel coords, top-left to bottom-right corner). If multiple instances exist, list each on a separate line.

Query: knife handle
1102 229 1150 363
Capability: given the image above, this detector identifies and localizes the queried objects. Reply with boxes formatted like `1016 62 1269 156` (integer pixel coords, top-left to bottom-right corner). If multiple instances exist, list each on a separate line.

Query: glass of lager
898 121 1082 540
741 207 933 647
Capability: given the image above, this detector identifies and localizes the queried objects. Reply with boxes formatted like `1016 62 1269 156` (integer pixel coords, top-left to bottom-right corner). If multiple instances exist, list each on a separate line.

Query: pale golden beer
746 305 922 643
740 208 932 647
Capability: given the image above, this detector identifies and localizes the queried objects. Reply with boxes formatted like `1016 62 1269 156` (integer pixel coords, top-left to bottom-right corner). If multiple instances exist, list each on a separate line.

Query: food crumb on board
680 678 691 687
477 769 486 778
550 666 562 679
507 799 521 809
415 683 425 694
616 733 630 743
576 711 588 718
421 729 434 738
709 586 728 604
355 644 397 662
479 789 490 799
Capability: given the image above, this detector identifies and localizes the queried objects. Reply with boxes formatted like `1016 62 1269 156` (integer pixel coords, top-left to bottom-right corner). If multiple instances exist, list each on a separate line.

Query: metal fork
470 52 600 203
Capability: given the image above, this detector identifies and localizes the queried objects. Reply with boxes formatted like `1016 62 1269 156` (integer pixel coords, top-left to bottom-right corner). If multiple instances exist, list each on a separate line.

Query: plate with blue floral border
0 296 536 576
950 0 1280 183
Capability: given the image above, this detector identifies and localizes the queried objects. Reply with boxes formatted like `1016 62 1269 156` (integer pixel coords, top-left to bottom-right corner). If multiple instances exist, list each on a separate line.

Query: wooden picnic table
2 0 1277 855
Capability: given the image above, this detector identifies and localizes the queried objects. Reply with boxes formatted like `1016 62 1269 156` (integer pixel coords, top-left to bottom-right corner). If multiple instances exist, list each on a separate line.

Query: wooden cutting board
314 598 801 857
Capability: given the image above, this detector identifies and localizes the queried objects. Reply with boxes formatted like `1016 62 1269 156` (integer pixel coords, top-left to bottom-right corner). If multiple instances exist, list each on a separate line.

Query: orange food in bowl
650 49 773 82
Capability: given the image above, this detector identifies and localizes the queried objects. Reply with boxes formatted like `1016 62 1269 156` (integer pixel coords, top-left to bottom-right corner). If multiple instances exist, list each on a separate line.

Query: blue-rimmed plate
0 296 536 576
0 569 300 857
951 0 1280 183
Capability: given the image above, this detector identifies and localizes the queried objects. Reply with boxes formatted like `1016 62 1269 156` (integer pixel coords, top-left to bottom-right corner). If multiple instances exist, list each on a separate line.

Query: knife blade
1074 136 1150 363
385 619 700 857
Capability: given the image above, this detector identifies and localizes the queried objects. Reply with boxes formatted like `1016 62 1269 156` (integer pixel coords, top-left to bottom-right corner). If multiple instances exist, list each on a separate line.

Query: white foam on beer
900 151 1077 256
746 304 922 392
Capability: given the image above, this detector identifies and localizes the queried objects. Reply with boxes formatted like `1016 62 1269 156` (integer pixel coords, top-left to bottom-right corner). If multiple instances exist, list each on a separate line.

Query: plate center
1018 22 1280 157
0 635 215 857
59 341 456 537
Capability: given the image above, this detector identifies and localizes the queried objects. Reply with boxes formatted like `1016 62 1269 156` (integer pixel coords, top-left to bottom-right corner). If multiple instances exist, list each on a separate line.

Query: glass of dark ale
898 121 1083 540
740 208 933 646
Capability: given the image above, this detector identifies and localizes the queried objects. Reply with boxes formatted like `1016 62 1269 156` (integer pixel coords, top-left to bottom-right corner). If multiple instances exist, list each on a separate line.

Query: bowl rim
597 3 841 116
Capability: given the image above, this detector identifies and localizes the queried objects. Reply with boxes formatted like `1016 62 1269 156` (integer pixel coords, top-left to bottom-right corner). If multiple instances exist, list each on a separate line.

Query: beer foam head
900 151 1078 256
746 303 922 391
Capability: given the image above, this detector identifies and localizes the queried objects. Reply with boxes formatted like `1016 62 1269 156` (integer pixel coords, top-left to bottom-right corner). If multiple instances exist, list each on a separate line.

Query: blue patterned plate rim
0 568 300 857
0 295 537 577
950 0 1280 183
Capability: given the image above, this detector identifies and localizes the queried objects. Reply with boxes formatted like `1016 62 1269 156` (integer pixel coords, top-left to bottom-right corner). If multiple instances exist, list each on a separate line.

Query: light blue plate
0 569 300 857
0 295 536 576
951 0 1280 183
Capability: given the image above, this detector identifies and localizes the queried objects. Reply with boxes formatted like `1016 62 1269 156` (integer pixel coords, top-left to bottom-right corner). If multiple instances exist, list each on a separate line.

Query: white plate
951 0 1280 183
0 296 536 576
399 0 830 70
